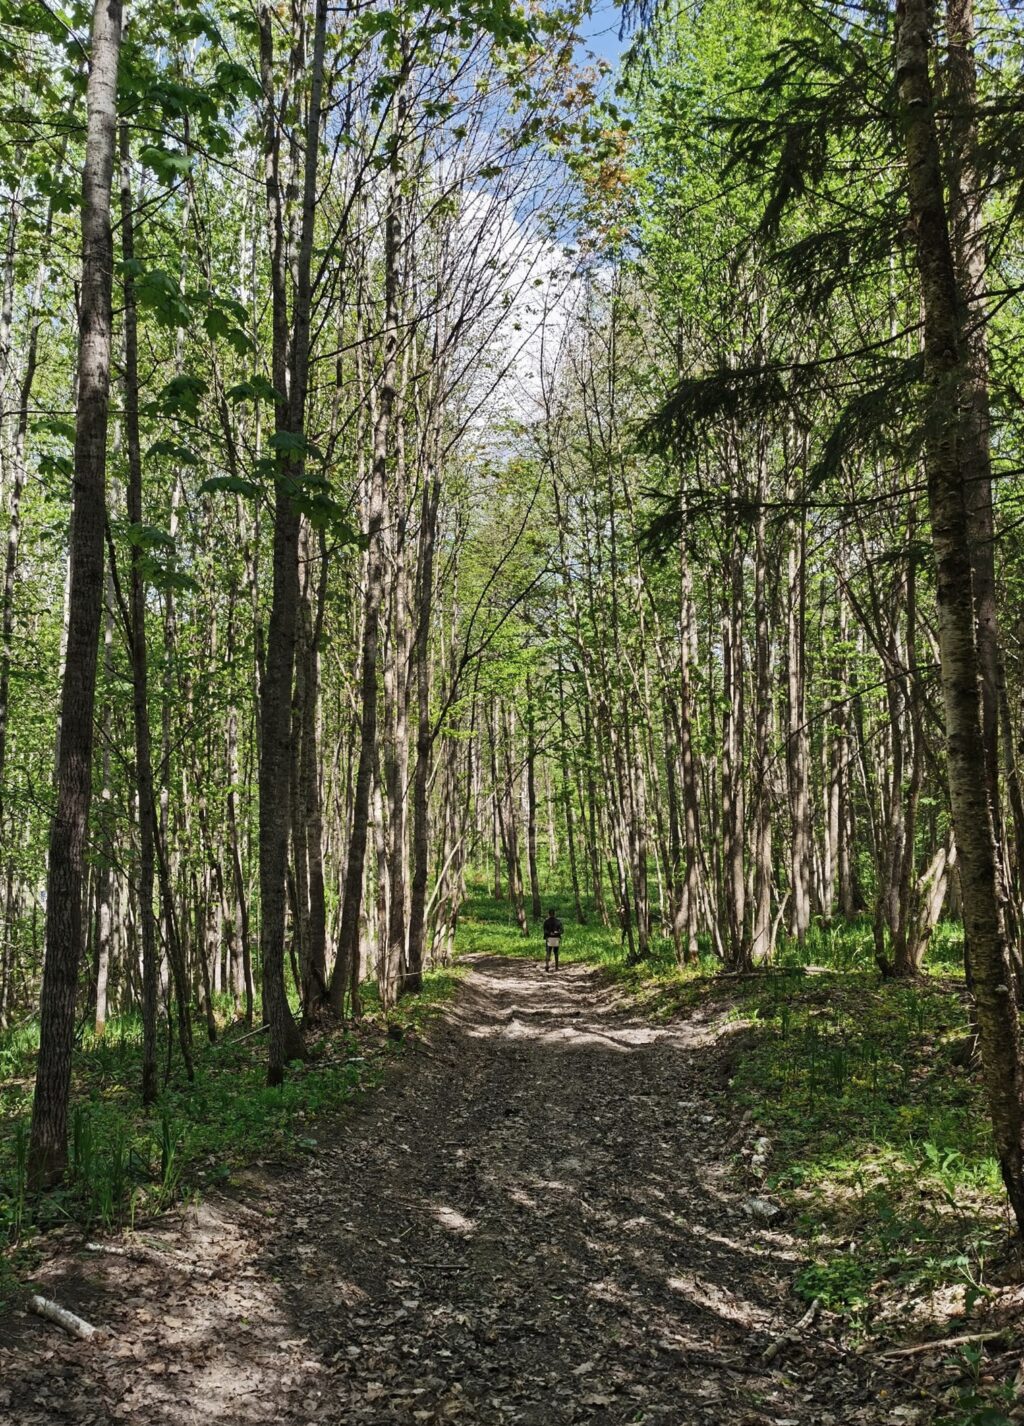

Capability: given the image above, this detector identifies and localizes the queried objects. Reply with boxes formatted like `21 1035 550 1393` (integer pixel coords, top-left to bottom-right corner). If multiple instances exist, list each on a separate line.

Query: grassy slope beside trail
0 969 461 1307
457 889 1022 1416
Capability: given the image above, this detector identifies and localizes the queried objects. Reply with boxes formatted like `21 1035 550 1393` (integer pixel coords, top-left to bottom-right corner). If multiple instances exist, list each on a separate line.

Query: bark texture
895 0 1024 1228
28 0 123 1188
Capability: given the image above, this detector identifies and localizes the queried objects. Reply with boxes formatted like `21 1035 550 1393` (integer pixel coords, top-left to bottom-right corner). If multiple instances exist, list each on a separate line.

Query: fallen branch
87 1238 172 1267
227 1022 269 1044
297 1055 371 1071
762 1297 820 1363
695 968 811 984
85 1239 215 1280
28 1294 99 1340
880 1328 1010 1359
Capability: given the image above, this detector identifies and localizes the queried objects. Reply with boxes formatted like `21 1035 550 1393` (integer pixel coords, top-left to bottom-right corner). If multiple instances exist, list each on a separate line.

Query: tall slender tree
28 0 123 1186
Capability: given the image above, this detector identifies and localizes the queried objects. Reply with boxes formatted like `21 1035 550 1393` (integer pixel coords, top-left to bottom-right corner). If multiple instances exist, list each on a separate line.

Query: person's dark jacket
543 915 563 940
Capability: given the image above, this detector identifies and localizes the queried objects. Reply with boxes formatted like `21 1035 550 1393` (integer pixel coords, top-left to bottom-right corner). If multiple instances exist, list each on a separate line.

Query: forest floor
0 954 1016 1424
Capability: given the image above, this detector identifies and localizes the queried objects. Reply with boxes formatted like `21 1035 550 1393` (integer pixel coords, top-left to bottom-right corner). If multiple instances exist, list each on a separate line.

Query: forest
2 0 1024 1420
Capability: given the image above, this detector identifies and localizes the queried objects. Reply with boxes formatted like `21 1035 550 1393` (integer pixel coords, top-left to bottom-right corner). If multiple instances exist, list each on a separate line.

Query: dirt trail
1 955 927 1424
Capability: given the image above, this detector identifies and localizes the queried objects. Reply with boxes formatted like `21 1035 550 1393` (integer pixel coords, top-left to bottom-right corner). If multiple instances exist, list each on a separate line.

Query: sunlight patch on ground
430 1203 477 1235
683 1219 805 1265
464 1007 668 1054
666 1270 771 1328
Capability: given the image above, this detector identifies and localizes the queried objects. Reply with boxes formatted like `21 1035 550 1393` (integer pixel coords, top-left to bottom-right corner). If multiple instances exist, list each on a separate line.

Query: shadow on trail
0 955 921 1426
258 954 907 1425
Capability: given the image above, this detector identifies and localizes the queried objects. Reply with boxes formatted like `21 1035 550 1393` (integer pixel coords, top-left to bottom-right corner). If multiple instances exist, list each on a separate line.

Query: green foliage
0 969 461 1256
200 474 261 499
935 1344 1018 1426
727 971 1004 1334
147 439 200 466
225 376 283 405
794 1254 872 1312
132 266 194 329
151 374 209 419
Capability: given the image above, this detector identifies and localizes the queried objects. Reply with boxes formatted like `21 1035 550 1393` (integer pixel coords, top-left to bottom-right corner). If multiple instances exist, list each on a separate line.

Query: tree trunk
751 512 774 964
330 143 401 1019
556 656 585 924
258 0 328 1077
92 579 114 1037
946 0 998 825
525 677 542 922
895 0 1024 1228
382 409 411 1008
721 525 746 968
300 528 329 1016
405 472 441 993
119 122 161 1103
786 495 812 944
28 0 123 1188
678 521 702 961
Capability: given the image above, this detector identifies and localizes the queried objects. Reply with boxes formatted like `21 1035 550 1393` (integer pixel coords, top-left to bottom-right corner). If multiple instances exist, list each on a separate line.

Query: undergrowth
0 967 460 1305
726 971 1006 1325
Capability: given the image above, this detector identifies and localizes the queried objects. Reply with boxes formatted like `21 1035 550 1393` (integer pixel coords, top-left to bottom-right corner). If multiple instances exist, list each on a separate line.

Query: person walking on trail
543 909 563 972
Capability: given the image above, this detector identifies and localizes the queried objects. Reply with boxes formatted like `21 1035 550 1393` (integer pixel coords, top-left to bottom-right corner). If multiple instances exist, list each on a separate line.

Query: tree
257 0 329 1083
28 0 123 1187
894 0 1024 1229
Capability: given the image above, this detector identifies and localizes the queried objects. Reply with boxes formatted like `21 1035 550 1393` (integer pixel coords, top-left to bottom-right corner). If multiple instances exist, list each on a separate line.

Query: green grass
770 915 967 977
0 966 461 1302
455 886 719 998
727 971 1005 1324
454 888 630 965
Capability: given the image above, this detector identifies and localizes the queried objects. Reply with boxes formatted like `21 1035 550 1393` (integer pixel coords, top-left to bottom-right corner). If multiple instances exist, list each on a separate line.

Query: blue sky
578 0 628 68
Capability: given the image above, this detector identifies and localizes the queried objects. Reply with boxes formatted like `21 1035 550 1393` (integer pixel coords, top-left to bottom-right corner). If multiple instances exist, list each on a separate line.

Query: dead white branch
85 1238 214 1280
762 1297 820 1363
28 1293 99 1340
880 1328 1010 1359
